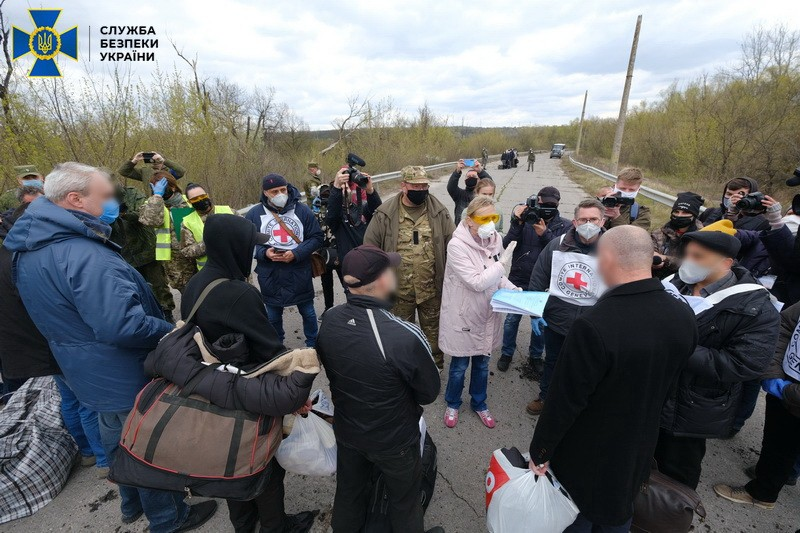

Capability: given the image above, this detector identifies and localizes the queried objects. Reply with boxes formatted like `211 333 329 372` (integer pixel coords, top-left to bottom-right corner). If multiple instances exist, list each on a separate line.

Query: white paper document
491 289 550 316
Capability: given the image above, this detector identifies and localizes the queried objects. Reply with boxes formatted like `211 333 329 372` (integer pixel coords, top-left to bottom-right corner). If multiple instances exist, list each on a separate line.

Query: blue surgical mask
99 199 120 224
22 179 43 188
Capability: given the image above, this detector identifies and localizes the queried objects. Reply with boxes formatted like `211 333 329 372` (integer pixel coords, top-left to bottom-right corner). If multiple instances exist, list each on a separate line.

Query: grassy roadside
559 159 672 229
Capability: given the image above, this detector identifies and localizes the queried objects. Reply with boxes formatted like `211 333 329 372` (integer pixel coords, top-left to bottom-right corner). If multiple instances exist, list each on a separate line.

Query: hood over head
203 214 260 280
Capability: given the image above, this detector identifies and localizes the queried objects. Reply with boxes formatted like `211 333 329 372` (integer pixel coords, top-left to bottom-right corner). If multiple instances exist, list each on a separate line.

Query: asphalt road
3 156 797 532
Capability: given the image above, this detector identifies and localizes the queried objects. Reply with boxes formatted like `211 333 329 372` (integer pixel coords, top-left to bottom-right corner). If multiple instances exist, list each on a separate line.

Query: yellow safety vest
155 207 172 261
181 205 234 269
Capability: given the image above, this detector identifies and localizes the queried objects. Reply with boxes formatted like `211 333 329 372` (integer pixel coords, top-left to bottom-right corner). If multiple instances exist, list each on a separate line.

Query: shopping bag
486 448 579 533
275 412 337 476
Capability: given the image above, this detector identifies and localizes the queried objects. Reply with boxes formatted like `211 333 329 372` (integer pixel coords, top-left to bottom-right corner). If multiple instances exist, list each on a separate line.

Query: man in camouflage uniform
303 161 323 208
178 183 234 269
118 151 186 186
138 174 197 293
0 165 45 212
481 147 489 169
527 149 536 171
364 166 455 369
110 185 176 319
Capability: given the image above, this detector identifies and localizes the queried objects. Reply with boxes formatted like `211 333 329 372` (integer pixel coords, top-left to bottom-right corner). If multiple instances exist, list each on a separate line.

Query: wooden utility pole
575 90 588 156
610 15 642 175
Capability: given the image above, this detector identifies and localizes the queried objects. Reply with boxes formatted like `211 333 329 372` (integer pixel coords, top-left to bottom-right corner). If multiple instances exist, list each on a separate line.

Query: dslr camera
345 153 369 188
600 193 635 208
736 191 767 213
521 197 559 224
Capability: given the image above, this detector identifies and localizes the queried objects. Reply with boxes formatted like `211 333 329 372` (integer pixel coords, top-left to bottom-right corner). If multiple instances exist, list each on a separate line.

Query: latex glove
150 177 168 197
762 378 791 399
499 241 516 269
531 317 547 336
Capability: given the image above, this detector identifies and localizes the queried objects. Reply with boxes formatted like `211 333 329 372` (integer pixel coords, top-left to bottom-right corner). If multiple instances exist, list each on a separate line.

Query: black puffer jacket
503 211 570 287
317 294 440 453
146 215 316 416
661 265 780 438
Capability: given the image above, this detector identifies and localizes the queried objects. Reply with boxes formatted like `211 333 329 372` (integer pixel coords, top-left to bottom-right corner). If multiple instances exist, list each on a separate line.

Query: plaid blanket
0 376 77 524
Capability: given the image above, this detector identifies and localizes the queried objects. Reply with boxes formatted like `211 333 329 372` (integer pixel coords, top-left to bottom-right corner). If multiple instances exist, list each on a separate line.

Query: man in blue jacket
4 162 217 533
246 174 324 347
498 187 570 372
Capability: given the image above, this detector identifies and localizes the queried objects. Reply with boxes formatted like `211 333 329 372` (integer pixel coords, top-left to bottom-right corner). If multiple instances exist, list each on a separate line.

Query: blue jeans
539 328 566 401
733 379 762 432
53 375 107 467
98 411 189 533
565 513 632 532
266 301 318 348
501 314 544 359
445 356 490 411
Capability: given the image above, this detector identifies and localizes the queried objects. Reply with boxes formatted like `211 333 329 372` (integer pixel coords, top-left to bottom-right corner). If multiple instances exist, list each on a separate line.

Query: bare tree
320 95 372 154
0 0 14 126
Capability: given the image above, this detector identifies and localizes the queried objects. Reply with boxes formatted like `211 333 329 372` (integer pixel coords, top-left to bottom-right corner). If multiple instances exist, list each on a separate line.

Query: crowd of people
0 151 799 533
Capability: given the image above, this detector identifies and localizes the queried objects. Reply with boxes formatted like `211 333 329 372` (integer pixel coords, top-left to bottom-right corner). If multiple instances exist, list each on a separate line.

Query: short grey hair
44 162 109 203
599 225 654 271
574 198 605 219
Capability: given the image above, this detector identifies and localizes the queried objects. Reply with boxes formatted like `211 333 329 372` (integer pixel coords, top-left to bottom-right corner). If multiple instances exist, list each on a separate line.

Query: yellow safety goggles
470 213 500 225
188 194 209 205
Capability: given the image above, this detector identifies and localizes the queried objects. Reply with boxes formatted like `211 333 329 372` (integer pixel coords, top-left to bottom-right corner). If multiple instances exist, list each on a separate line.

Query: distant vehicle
550 144 566 159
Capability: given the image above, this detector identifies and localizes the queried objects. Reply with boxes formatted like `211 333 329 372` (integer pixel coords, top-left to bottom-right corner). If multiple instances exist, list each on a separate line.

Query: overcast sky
7 0 800 129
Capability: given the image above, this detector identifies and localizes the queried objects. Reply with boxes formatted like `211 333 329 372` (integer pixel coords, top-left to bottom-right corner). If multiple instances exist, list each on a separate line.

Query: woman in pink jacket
440 196 517 429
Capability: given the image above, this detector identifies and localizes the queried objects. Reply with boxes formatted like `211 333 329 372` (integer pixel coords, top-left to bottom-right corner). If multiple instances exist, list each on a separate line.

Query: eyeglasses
470 213 500 225
576 217 602 224
188 194 209 204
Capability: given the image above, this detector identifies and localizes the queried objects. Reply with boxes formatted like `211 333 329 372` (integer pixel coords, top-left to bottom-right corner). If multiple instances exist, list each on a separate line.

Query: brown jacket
364 192 455 292
604 202 652 231
763 301 800 417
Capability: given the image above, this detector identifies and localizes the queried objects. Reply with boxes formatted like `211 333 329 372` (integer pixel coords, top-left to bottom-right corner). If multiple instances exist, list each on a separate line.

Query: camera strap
270 210 302 245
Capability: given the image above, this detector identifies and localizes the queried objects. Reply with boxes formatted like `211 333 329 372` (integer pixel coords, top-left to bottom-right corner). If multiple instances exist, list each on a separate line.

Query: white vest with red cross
548 248 606 306
259 206 305 250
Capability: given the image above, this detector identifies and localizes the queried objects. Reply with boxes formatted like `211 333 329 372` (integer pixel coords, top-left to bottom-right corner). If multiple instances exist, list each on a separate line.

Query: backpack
361 432 438 532
108 279 283 501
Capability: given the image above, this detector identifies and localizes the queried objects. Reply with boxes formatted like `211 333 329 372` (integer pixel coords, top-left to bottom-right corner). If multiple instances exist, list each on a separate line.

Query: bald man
528 226 698 532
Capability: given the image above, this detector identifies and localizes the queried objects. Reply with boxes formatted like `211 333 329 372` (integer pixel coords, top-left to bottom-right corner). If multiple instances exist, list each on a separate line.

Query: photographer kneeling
498 187 570 372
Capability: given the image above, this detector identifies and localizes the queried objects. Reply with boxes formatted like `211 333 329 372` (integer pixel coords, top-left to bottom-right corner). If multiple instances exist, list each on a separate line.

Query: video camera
521 197 559 224
345 153 369 188
600 193 635 208
736 191 767 213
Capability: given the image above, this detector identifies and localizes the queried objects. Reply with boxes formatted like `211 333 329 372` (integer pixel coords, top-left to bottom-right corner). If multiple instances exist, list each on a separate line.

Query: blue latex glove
531 317 548 336
150 177 168 196
762 378 791 399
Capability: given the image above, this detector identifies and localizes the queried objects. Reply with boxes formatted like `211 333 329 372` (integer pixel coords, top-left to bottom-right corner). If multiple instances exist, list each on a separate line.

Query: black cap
672 192 704 217
681 231 741 258
342 244 401 288
537 186 561 204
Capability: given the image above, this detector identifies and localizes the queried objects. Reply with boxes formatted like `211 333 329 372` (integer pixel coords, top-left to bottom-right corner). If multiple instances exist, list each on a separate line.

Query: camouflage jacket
0 188 18 212
180 215 206 259
651 220 703 278
138 195 186 251
118 158 186 184
110 187 155 268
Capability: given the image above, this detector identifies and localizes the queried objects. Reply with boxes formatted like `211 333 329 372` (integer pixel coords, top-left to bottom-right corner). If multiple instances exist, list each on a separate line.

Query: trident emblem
12 9 78 78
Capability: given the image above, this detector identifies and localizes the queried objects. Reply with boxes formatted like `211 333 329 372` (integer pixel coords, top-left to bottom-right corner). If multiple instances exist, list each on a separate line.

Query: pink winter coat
438 222 516 357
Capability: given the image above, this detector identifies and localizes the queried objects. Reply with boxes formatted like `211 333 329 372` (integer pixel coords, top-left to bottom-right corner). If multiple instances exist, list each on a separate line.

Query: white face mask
614 187 638 199
575 222 601 241
477 221 496 239
271 193 289 208
782 214 800 236
678 260 713 285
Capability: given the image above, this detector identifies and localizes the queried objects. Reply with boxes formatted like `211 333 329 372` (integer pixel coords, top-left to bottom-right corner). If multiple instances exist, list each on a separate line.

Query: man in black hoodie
180 214 319 533
447 159 493 222
699 177 770 231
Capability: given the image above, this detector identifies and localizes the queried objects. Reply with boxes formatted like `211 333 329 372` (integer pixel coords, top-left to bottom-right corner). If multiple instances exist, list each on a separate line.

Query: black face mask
192 199 213 214
406 189 429 206
539 207 559 220
465 177 479 189
669 215 694 229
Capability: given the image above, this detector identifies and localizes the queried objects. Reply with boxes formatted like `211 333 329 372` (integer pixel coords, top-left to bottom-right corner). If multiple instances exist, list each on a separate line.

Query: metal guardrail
237 155 501 214
568 155 681 208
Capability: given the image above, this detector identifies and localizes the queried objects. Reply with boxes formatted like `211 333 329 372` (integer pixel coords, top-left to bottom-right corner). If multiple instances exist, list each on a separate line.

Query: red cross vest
258 206 305 250
548 236 606 306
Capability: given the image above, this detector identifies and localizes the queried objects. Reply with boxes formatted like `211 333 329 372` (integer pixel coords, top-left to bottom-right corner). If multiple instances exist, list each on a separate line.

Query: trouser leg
372 444 425 533
321 268 335 309
468 355 490 412
417 296 443 369
653 429 707 490
296 300 319 348
265 305 286 343
501 313 522 358
746 395 800 503
539 328 565 401
529 319 545 360
137 261 175 313
331 442 374 533
444 357 470 410
53 375 93 457
227 459 287 532
732 379 761 432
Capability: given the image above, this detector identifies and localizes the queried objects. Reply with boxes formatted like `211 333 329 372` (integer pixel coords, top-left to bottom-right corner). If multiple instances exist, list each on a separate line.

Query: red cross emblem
272 225 291 244
566 272 588 291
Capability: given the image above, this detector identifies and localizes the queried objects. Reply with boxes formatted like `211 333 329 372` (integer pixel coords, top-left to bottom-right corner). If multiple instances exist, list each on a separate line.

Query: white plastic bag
275 412 337 476
486 449 578 533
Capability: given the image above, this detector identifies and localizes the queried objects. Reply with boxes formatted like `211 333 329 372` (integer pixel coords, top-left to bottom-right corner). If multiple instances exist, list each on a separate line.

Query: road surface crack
437 470 481 518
